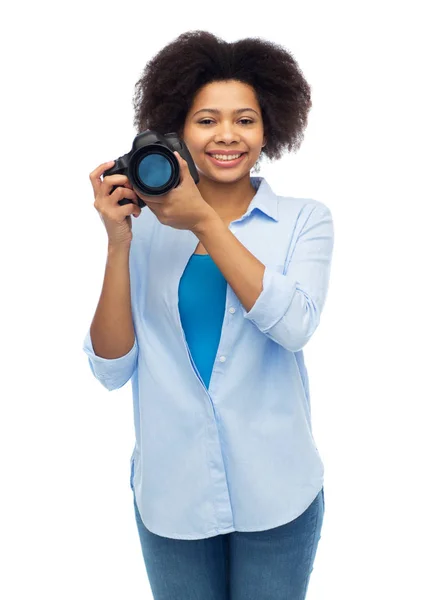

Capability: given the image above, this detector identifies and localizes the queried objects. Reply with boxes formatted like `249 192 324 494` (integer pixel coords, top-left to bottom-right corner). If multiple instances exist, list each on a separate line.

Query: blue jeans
132 487 325 600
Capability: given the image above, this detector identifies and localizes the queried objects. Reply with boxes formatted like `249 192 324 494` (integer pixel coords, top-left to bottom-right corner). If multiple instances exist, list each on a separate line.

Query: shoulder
275 194 332 227
276 194 330 214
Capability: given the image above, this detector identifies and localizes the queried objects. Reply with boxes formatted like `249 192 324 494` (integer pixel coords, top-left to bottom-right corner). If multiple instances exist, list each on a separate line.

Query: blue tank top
178 254 227 389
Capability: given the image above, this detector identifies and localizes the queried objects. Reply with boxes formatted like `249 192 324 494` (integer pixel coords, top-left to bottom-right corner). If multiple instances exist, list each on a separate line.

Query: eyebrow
193 108 260 117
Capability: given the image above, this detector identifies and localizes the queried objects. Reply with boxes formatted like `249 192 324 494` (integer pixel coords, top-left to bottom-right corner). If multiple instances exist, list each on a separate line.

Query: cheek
186 133 207 151
182 125 210 148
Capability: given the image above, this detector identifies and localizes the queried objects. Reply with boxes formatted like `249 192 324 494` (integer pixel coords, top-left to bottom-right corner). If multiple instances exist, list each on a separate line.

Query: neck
196 173 257 222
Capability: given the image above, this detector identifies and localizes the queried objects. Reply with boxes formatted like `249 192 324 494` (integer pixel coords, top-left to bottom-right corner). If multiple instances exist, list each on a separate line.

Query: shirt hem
139 486 323 540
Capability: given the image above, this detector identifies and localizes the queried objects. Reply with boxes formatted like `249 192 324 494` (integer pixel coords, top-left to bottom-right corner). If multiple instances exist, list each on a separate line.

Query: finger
95 186 138 212
99 199 141 223
109 186 139 207
89 160 115 194
141 198 163 206
175 151 188 168
101 174 133 195
136 191 163 204
174 152 188 186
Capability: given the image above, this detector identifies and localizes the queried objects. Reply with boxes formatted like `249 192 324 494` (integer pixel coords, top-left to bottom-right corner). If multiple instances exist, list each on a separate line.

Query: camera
102 130 199 208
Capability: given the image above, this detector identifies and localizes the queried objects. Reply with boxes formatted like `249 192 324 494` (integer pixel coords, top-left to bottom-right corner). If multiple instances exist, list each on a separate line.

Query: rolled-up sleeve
82 329 138 391
243 203 334 352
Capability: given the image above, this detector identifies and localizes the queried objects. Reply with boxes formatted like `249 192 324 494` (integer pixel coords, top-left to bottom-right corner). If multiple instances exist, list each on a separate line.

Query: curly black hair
132 30 312 171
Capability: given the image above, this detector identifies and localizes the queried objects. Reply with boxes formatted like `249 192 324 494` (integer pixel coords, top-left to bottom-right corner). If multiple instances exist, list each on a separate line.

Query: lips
206 152 246 157
206 152 248 168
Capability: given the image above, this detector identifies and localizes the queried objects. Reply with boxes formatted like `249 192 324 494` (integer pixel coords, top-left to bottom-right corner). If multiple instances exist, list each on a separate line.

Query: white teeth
210 153 242 161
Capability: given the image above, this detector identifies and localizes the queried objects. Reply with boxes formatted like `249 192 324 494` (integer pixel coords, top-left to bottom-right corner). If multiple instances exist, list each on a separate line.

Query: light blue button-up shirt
82 176 334 540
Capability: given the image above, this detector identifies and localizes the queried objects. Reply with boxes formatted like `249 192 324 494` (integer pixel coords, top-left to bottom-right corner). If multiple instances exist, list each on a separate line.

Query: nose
214 122 241 145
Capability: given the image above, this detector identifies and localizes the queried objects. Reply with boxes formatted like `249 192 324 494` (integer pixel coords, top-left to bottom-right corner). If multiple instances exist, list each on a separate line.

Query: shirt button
228 307 236 314
219 356 226 363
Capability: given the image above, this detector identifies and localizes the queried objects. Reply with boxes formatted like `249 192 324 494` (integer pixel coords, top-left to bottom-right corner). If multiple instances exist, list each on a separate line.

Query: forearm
90 244 135 359
192 216 265 313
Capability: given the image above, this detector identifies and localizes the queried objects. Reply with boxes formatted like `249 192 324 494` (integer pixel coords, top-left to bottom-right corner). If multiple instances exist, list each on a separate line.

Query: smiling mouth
206 152 246 158
205 152 248 166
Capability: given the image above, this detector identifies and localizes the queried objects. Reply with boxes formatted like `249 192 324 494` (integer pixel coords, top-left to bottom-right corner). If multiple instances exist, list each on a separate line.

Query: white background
1 1 427 598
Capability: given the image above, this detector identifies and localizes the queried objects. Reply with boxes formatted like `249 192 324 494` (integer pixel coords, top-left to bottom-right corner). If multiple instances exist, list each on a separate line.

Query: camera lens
137 152 173 190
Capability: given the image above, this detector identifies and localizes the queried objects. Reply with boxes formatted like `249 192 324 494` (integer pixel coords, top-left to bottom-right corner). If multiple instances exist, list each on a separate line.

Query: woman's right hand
89 161 142 248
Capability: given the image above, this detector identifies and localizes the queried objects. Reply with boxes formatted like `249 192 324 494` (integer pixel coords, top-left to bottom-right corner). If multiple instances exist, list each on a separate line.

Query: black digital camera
103 130 199 208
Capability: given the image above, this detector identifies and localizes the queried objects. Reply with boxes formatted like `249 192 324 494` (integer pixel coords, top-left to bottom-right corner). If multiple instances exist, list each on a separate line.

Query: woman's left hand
136 152 218 232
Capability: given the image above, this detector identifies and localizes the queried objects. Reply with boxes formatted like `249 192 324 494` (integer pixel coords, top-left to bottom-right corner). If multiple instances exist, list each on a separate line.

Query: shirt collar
247 176 279 222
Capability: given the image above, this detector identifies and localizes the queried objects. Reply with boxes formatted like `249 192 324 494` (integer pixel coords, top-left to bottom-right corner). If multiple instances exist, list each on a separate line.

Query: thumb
174 151 189 171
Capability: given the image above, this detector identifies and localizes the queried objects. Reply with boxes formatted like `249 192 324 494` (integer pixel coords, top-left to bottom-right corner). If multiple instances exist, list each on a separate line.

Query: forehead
190 80 259 110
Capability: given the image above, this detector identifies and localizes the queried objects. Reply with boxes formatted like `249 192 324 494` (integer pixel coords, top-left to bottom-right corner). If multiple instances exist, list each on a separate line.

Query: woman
83 30 334 600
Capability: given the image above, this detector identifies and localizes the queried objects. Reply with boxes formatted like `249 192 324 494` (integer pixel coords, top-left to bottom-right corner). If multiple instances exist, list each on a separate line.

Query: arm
192 203 334 352
192 215 265 314
82 243 138 390
91 244 135 358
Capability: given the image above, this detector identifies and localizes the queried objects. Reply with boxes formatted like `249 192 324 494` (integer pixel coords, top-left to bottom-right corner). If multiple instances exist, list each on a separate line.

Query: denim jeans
132 487 325 600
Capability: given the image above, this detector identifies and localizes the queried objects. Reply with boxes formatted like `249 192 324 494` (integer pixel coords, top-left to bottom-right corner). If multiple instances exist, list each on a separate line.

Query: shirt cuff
242 266 297 332
82 329 138 391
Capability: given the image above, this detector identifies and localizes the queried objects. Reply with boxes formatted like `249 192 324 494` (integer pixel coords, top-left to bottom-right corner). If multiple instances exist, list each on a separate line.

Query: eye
198 118 254 125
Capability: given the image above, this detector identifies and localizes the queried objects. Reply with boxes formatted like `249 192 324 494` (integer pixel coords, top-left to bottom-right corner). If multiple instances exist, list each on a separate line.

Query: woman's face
181 80 266 182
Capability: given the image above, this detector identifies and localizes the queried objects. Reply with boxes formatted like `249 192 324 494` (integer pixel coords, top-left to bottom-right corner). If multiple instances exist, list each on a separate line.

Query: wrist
107 243 131 257
191 211 222 236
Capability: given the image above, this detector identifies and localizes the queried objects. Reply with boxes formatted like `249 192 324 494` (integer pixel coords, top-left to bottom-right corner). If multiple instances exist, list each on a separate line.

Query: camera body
103 130 199 208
